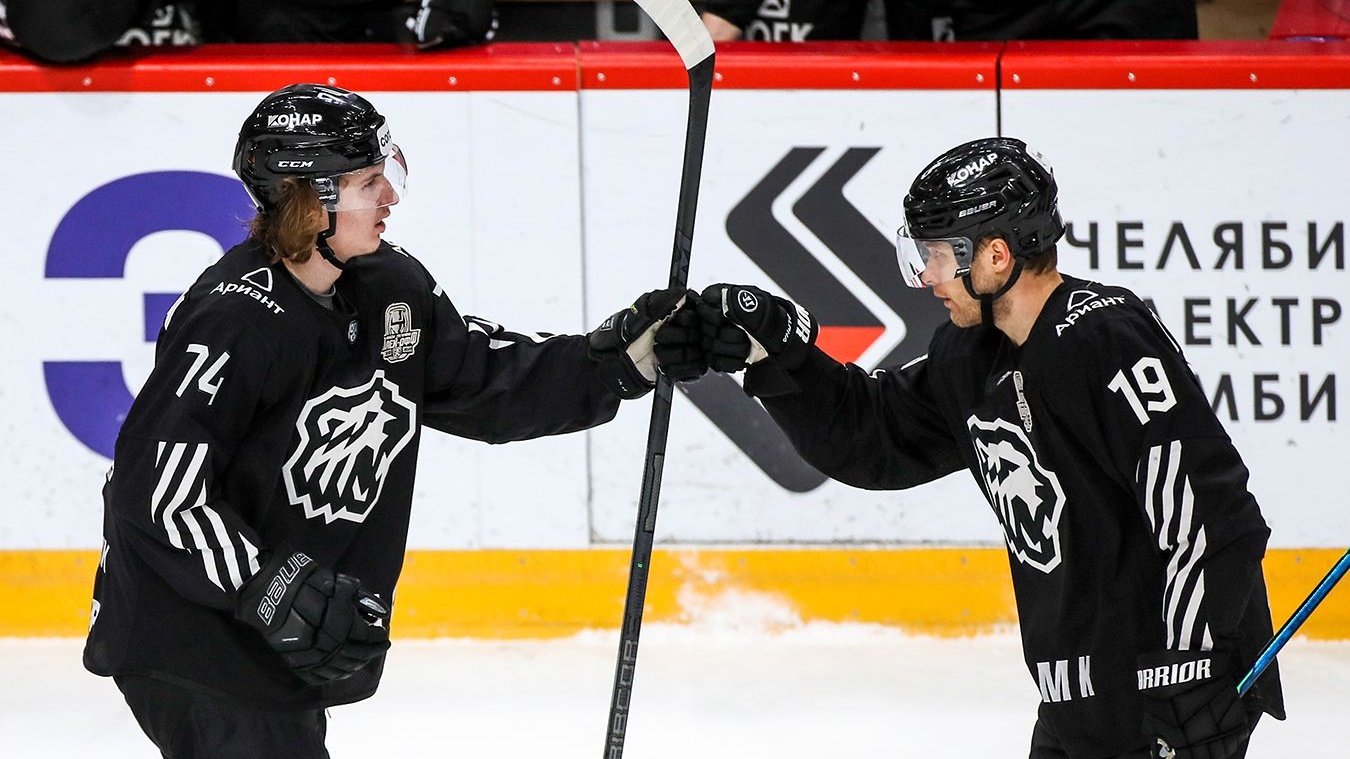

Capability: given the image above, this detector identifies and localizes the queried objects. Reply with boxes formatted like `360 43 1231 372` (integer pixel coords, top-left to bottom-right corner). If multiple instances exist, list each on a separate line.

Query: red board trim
579 41 999 90
1001 40 1350 89
5 40 1350 93
0 43 580 92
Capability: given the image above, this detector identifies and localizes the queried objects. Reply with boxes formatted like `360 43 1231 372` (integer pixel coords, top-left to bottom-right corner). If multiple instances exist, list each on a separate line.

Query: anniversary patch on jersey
967 415 1066 574
283 370 417 524
380 302 420 363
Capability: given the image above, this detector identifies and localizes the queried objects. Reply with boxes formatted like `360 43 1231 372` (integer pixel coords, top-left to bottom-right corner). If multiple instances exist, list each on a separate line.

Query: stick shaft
1238 547 1350 696
602 16 714 759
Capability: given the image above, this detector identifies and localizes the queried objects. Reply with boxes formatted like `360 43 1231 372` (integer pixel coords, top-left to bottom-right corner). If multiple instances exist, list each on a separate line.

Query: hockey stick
1237 547 1350 696
603 3 714 758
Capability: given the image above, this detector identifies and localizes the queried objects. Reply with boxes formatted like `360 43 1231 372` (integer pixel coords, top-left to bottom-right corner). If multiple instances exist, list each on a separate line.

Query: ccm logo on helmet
275 160 315 168
266 113 323 129
946 152 1000 187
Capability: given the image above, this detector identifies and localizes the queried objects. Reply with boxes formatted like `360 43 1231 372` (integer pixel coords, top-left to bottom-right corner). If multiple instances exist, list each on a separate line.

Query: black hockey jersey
84 237 620 708
751 275 1284 754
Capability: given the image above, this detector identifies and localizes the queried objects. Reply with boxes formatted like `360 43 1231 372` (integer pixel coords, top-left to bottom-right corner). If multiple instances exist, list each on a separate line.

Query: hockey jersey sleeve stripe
151 440 261 593
171 492 260 593
1157 441 1184 550
1145 440 1212 651
1142 446 1162 535
1166 526 1207 648
465 315 549 349
1177 572 1212 651
199 505 256 590
177 506 226 591
153 442 210 550
150 441 177 514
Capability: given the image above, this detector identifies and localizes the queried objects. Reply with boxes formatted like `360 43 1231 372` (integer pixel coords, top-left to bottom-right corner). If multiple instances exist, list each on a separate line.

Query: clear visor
895 225 975 288
323 144 409 212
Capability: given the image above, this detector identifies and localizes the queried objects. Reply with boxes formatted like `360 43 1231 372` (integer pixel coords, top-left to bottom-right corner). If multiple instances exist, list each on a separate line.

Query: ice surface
5 626 1345 757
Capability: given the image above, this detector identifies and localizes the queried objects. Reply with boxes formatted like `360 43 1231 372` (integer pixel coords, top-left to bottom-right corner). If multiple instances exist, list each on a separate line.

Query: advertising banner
1000 43 1350 545
2 43 1347 552
0 51 591 550
581 44 1003 544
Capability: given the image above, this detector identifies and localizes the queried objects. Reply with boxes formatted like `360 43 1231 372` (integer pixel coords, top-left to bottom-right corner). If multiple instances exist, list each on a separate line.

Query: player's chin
349 237 382 258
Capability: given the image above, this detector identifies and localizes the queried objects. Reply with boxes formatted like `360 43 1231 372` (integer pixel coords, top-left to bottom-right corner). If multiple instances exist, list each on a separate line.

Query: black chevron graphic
725 147 880 326
793 147 948 366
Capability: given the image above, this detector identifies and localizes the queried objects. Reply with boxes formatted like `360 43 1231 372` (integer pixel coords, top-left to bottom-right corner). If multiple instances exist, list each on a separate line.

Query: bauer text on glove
236 549 391 687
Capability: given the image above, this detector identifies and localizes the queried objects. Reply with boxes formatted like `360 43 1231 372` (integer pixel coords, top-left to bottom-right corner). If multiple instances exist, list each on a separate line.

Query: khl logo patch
967 415 1066 574
283 370 416 524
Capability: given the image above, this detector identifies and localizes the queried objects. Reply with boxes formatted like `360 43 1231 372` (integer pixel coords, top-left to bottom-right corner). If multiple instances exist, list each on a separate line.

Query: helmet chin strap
961 259 1025 327
315 210 345 271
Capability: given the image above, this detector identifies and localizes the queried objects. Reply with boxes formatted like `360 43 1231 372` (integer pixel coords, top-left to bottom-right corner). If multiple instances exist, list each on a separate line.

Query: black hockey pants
115 675 330 759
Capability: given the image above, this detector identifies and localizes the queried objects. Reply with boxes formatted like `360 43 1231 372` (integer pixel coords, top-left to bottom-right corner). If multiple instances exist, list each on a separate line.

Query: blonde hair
247 177 326 264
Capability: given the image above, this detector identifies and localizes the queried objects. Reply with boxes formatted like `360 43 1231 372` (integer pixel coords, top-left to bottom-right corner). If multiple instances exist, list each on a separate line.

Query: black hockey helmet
231 83 407 213
896 137 1063 288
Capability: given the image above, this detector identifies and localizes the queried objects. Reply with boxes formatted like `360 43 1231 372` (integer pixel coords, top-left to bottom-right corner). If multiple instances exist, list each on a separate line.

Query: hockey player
83 83 703 757
693 137 1284 758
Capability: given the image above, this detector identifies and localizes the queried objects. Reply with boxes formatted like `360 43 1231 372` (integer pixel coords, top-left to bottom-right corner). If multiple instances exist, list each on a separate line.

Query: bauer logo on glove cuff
257 552 313 626
1137 656 1212 690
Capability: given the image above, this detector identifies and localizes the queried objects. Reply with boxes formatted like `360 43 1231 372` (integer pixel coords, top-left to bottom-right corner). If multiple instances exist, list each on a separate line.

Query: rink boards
1 42 1348 637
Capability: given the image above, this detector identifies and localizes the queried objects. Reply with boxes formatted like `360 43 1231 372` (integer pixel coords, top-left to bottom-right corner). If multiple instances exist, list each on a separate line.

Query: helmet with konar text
896 137 1063 288
231 83 407 213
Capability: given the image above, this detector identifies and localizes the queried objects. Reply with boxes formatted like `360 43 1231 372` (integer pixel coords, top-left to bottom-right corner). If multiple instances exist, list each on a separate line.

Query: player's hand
652 294 707 383
237 550 391 686
589 287 689 398
700 11 744 42
697 284 817 373
1137 649 1249 759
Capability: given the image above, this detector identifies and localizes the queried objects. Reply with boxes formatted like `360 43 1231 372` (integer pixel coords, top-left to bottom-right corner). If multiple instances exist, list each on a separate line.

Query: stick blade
633 0 715 70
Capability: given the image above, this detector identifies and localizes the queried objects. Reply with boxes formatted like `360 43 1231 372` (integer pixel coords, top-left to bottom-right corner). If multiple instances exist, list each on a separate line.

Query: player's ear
985 237 1015 273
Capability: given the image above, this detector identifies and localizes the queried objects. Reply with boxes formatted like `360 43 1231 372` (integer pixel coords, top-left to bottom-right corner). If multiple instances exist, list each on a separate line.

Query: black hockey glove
1137 649 1249 759
589 287 688 399
403 0 497 49
237 550 391 687
697 284 818 373
653 294 708 383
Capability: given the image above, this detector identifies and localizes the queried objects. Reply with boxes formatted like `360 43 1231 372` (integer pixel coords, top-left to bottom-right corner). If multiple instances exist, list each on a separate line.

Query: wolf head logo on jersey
283 371 417 524
967 415 1066 574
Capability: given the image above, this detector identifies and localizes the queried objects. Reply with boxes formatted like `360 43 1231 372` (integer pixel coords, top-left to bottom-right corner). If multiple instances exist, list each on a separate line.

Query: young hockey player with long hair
83 83 703 757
